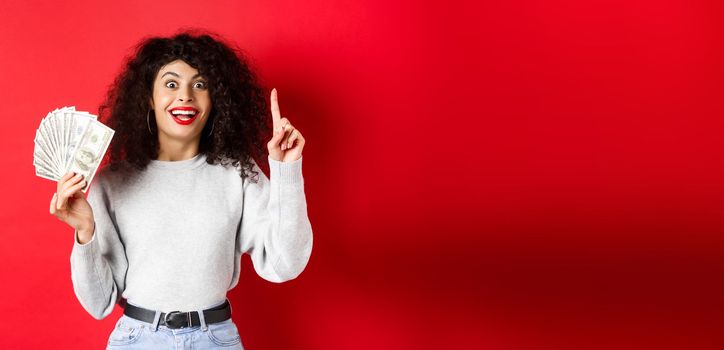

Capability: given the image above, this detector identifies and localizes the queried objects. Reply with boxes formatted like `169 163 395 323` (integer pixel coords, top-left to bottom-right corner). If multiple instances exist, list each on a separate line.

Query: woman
49 31 313 349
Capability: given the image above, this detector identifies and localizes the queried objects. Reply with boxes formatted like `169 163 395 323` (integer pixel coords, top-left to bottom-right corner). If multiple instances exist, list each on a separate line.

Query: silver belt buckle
164 311 191 329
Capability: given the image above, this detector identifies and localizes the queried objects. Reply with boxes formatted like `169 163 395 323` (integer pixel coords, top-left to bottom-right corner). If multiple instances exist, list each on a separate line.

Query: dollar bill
64 114 94 171
38 117 60 171
33 106 114 190
65 118 114 193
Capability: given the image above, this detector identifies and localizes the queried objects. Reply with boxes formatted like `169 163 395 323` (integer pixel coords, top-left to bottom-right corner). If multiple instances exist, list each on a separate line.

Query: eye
194 81 208 89
165 81 178 88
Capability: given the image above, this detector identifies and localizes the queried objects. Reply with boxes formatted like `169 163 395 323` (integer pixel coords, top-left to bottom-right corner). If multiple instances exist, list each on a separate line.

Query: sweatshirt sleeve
238 155 313 283
69 175 128 320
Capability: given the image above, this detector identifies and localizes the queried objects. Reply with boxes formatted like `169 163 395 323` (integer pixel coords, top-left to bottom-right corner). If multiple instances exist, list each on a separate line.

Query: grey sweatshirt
69 154 313 319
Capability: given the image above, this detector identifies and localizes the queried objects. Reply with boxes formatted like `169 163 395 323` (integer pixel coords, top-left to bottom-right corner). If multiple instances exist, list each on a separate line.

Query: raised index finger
271 88 281 130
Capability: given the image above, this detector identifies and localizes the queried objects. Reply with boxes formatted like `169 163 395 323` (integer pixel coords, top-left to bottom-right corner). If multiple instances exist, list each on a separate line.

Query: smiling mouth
168 107 199 125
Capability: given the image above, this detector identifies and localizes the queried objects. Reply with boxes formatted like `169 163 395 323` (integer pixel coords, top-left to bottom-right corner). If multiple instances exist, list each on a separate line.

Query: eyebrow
160 71 203 79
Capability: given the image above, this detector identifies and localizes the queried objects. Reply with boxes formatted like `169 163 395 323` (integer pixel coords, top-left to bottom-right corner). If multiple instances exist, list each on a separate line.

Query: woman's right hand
50 172 95 244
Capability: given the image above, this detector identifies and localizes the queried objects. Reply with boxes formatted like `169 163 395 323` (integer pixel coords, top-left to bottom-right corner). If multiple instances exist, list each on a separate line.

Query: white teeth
171 110 197 116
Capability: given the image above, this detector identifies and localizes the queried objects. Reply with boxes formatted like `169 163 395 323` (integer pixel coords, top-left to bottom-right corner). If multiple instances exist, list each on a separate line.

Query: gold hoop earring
207 119 215 137
147 109 154 135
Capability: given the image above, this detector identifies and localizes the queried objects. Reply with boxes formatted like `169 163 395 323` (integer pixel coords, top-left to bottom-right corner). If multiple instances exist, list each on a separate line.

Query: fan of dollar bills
33 106 115 192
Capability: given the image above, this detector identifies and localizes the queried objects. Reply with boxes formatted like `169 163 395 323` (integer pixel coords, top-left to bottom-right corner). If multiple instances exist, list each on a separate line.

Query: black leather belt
124 300 232 329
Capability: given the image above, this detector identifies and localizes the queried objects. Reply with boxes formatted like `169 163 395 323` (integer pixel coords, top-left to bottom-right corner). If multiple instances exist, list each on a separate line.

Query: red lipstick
168 106 199 125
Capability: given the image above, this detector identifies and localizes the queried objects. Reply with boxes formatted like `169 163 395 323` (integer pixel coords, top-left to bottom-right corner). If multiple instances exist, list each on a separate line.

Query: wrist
77 222 95 244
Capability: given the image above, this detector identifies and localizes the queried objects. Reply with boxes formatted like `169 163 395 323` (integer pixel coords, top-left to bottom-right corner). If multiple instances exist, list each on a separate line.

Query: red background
1 0 723 349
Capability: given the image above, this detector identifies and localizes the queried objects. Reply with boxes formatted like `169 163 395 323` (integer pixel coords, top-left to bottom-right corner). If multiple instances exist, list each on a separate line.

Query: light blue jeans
106 301 244 349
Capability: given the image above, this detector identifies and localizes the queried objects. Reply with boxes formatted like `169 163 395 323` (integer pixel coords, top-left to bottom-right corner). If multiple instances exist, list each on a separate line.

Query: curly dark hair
99 29 270 182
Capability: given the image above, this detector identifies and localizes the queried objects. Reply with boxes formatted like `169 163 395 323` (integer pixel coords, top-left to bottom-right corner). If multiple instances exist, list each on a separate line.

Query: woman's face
150 59 212 144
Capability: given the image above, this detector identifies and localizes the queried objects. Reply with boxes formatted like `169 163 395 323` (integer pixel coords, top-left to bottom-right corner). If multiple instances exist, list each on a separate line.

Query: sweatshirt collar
148 153 207 170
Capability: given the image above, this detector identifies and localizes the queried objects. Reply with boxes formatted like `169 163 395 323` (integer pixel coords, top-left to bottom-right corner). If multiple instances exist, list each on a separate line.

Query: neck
157 134 201 161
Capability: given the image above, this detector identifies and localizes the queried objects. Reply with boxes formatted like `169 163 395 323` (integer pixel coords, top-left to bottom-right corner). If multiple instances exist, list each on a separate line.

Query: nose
177 86 193 102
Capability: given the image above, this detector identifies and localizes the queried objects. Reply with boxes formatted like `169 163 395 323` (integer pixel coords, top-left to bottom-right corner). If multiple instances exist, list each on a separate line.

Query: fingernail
281 144 286 150
74 173 81 178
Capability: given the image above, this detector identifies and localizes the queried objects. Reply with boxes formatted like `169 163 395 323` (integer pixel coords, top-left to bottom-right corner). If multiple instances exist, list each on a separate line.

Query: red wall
1 0 723 349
